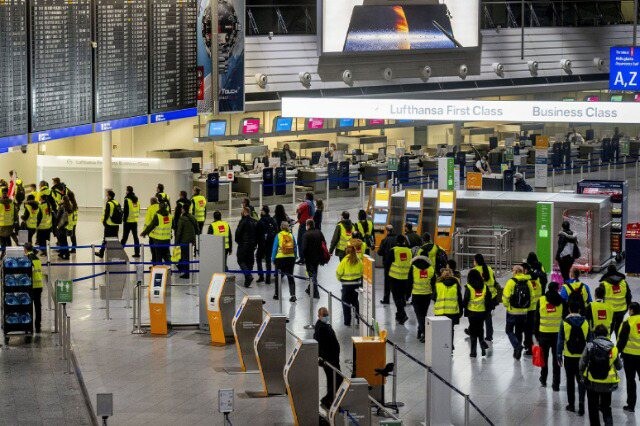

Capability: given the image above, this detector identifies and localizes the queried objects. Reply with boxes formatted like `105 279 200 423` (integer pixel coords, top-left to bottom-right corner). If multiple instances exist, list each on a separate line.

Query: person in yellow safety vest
51 177 68 207
35 195 52 256
121 186 141 258
348 232 367 260
558 301 591 415
472 253 498 342
523 262 544 356
502 264 534 360
410 256 435 343
38 180 56 213
599 264 632 339
156 183 171 213
616 302 640 413
534 281 566 391
27 183 39 203
355 209 374 249
384 235 413 324
95 190 121 259
190 186 207 234
463 269 492 358
0 188 16 253
433 267 462 350
67 191 79 253
329 211 354 260
418 232 447 274
144 197 160 263
21 194 39 244
208 210 233 258
587 286 614 337
336 245 363 327
560 268 592 315
24 243 43 333
271 221 297 302
580 324 623 425
141 202 172 264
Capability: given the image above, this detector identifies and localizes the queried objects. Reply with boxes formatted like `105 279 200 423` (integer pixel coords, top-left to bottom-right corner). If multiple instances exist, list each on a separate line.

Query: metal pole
292 179 296 207
623 158 627 181
326 177 330 210
61 305 66 358
570 161 574 186
132 281 137 332
636 159 639 189
391 345 404 407
91 244 96 291
304 278 314 330
259 181 263 210
608 162 611 180
53 297 58 333
634 0 638 46
105 270 111 320
551 169 555 192
58 304 63 346
359 179 364 209
228 182 232 217
66 316 71 374
464 395 470 426
426 368 432 426
351 305 356 334
520 0 525 59
580 165 584 182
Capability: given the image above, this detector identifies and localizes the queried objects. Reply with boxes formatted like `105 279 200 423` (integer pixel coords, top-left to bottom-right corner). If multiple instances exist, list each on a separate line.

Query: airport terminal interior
5 0 640 425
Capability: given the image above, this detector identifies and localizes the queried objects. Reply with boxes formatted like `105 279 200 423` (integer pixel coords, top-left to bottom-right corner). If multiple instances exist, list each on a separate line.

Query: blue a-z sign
610 46 640 91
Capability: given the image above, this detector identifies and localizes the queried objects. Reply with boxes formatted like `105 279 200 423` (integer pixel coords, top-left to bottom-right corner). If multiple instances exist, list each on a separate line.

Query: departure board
150 0 197 113
95 0 148 122
0 0 28 138
29 0 93 132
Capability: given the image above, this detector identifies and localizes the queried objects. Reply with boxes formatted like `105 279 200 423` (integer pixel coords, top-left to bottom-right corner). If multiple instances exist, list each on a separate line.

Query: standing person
208 210 232 266
55 196 72 260
295 192 315 265
272 221 297 301
144 197 160 264
27 183 39 202
336 245 363 327
355 209 373 250
121 186 141 258
0 188 15 252
189 186 207 234
556 221 581 281
418 233 447 274
175 205 198 279
377 224 396 304
50 177 67 207
35 194 52 255
535 281 565 391
558 301 590 416
599 264 632 338
313 199 324 231
474 155 492 175
514 173 533 192
560 268 592 315
302 219 325 299
502 264 534 360
433 267 462 350
313 307 342 409
404 223 422 248
21 194 39 244
67 191 78 253
616 302 640 413
38 180 55 212
587 287 614 337
463 269 491 357
95 190 121 258
273 204 291 228
581 324 622 425
155 183 171 212
348 232 366 260
256 206 277 284
472 253 498 342
172 190 190 230
24 243 42 333
523 262 543 356
385 235 412 324
329 211 353 260
235 207 258 288
241 198 259 220
410 255 435 343
140 202 172 264
13 178 25 209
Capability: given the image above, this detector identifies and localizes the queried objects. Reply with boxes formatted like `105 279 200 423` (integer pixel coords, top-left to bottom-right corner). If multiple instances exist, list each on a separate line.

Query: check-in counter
193 174 234 203
481 173 505 191
297 167 328 193
233 169 297 199
276 139 329 158
337 135 387 156
361 162 388 183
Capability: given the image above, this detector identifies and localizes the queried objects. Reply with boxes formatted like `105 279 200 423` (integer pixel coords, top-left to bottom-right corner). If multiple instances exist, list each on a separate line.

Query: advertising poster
197 0 245 113
536 202 554 273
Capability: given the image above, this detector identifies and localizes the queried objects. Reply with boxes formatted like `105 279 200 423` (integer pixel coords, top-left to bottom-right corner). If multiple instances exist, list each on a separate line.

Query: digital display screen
307 118 325 130
397 119 413 124
274 117 293 132
242 118 260 134
153 273 163 287
610 95 623 102
438 191 454 211
634 94 640 102
405 213 419 226
585 96 600 102
207 120 227 136
437 215 453 228
373 212 388 224
562 97 575 102
337 118 355 128
367 119 385 126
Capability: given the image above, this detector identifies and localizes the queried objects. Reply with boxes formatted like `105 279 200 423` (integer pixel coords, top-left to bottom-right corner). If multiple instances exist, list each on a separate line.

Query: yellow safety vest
474 265 496 297
590 301 613 334
602 280 628 313
388 247 412 280
563 320 589 357
466 284 487 313
190 195 207 222
39 187 51 201
126 198 140 223
412 266 434 295
149 214 172 241
336 257 363 283
0 202 14 227
622 315 640 356
528 278 543 312
145 203 160 227
502 275 534 314
276 230 295 259
538 295 563 333
563 281 589 305
419 244 440 266
210 220 230 249
336 223 353 251
37 203 52 230
105 200 120 226
356 220 373 237
24 204 38 229
585 346 620 384
32 256 43 289
434 281 460 315
65 209 77 231
32 190 40 202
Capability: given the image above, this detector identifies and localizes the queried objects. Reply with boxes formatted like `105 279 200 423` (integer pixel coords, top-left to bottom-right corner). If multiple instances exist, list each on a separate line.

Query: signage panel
610 46 640 91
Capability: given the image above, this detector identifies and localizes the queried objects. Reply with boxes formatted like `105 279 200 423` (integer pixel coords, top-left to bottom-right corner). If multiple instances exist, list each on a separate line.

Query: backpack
281 233 295 255
588 343 612 381
110 202 123 224
509 279 531 309
567 283 586 313
566 321 587 355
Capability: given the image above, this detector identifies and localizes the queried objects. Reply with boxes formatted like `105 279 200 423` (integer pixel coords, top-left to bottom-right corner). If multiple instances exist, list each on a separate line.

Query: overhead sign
282 97 640 124
610 46 640 91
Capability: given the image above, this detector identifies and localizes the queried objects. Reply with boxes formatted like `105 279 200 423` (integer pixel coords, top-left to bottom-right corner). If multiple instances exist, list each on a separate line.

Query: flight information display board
0 0 29 139
150 0 197 114
94 0 148 123
29 0 93 132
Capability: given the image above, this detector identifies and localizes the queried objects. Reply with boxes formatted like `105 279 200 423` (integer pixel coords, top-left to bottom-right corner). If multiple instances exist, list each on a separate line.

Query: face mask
321 316 329 324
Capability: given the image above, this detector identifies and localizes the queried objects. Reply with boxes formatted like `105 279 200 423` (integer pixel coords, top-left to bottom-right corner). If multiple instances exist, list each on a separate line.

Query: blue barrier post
91 244 96 291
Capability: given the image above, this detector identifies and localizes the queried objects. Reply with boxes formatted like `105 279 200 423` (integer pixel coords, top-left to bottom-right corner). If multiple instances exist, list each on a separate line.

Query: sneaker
565 405 575 413
69 249 76 254
552 384 560 392
273 295 279 300
513 347 522 360
623 406 635 412
289 296 297 302
464 328 470 336
539 377 546 388
305 287 310 295
481 347 486 357
419 336 425 343
313 293 320 299
256 277 264 283
399 316 408 325
469 352 477 358
132 254 140 258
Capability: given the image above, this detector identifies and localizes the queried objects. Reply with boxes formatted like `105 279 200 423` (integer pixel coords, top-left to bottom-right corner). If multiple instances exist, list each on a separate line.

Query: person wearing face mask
280 143 297 164
474 155 492 175
313 307 342 409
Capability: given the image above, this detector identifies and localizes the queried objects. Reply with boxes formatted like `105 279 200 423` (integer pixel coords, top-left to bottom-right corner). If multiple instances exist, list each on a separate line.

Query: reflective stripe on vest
191 195 206 222
412 266 434 295
356 220 373 237
563 320 589 357
528 279 543 311
538 295 563 333
210 221 230 249
276 231 295 258
38 204 52 230
150 214 172 240
603 280 628 313
586 346 620 384
32 257 43 289
126 199 140 223
473 265 496 297
25 204 38 229
105 200 120 226
65 210 77 231
0 202 13 227
466 284 487 313
336 223 353 251
337 258 363 283
590 301 613 333
388 247 412 280
623 315 640 356
145 204 159 227
434 281 459 315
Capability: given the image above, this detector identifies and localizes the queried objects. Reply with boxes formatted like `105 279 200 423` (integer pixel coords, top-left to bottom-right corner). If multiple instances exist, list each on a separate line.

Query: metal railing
453 227 513 273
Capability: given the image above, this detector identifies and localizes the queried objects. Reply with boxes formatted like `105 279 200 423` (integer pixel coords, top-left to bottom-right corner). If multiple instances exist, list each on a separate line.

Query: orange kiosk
148 266 170 335
434 190 457 254
402 189 424 235
372 188 391 251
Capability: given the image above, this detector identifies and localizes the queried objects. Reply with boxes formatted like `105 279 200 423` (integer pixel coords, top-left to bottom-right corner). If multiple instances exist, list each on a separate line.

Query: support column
102 131 113 192
452 122 462 148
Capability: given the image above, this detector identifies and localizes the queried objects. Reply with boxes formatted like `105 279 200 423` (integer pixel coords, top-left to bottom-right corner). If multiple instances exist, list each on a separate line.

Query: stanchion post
66 316 71 374
58 304 63 346
292 179 296 207
636 159 639 189
61 304 67 359
359 179 364 209
304 278 314 330
551 169 555 192
259 181 263 210
328 291 333 326
608 162 611 180
326 177 330 209
351 305 356 335
570 161 574 186
105 270 111 320
91 244 96 291
53 295 58 333
623 158 627 181
464 395 470 426
228 182 232 217
580 165 584 182
390 345 404 408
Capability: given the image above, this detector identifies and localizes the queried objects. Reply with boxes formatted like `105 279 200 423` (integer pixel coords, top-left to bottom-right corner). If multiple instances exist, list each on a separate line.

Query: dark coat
556 230 580 261
235 216 258 256
377 232 397 267
256 215 278 250
175 212 198 244
302 229 326 265
313 319 340 365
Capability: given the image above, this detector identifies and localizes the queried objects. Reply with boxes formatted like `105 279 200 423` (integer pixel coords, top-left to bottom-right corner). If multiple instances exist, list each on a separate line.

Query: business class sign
282 97 638 124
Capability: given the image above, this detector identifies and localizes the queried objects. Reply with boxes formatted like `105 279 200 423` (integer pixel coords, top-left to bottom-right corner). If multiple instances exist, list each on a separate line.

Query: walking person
558 301 590 416
523 262 543 356
384 235 412 324
235 207 258 288
21 194 38 244
256 206 277 284
208 210 232 266
273 204 292 229
67 191 78 253
24 243 43 333
144 197 160 264
355 209 373 250
141 202 172 264
55 196 72 260
472 253 498 342
172 190 190 231
502 264 534 360
556 221 581 281
295 192 315 265
190 186 207 234
433 267 462 350
175 205 198 279
463 269 491 357
535 281 565 391
410 255 434 343
587 286 614 337
329 211 353 260
313 199 324 231
616 302 640 413
121 186 141 258
302 219 325 299
95 190 121 258
155 183 170 212
599 264 631 338
272 221 297 302
377 224 397 305
560 268 592 315
313 307 342 409
336 245 363 327
35 194 52 255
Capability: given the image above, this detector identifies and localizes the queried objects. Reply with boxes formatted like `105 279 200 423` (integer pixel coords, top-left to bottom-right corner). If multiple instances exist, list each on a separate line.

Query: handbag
550 268 563 285
532 344 545 368
320 241 331 265
171 246 181 263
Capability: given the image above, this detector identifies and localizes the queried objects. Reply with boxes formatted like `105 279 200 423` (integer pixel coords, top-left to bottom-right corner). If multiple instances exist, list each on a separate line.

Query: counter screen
373 212 388 224
437 215 452 228
153 273 163 287
241 118 260 134
611 95 623 102
207 120 226 136
438 191 454 211
405 213 419 226
307 118 324 130
274 117 293 132
367 119 384 126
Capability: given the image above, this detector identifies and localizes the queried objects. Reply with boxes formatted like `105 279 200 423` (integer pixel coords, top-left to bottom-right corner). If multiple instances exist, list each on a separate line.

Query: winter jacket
462 275 492 318
235 216 258 250
256 215 278 250
123 192 139 223
329 219 353 253
314 319 340 366
302 229 326 265
175 212 198 244
377 232 397 267
172 197 190 229
556 230 580 261
599 270 632 308
433 277 463 323
405 231 423 248
580 337 622 392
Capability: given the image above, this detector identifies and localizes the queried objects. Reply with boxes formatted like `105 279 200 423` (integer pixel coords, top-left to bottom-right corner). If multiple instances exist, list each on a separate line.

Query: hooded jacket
408 255 435 289
462 273 492 318
123 192 139 223
599 269 632 310
433 276 463 322
556 230 580 261
580 337 622 393
557 314 591 357
329 219 353 253
534 289 566 333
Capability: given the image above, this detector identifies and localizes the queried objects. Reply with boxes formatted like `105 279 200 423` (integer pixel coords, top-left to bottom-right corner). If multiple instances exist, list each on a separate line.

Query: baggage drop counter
390 190 612 270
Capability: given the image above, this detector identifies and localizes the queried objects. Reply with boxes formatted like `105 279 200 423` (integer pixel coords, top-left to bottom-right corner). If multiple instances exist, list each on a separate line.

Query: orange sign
363 256 373 284
536 135 550 149
466 172 483 190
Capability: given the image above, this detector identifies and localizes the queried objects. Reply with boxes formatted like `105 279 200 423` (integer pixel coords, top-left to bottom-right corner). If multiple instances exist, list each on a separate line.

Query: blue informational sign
337 118 355 128
609 46 640 91
274 117 293 132
31 124 93 143
0 135 27 151
207 120 227 136
150 107 198 123
95 115 148 132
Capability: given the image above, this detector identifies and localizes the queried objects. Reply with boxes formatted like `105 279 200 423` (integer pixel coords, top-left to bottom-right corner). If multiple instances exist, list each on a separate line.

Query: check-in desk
361 162 388 183
193 174 234 203
481 173 505 191
297 167 328 193
277 139 329 158
234 169 297 199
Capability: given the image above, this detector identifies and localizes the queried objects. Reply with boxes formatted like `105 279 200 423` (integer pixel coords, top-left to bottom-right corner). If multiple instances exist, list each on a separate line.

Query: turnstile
328 378 371 426
254 314 287 395
206 273 236 345
101 237 129 299
232 295 263 371
284 339 319 426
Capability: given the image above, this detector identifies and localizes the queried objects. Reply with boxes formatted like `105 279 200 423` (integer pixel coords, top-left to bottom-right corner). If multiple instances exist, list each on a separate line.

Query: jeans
524 310 536 351
565 356 585 409
98 225 120 256
412 294 431 337
36 229 51 250
558 255 574 281
297 225 306 261
505 313 527 350
322 364 343 407
256 246 272 283
27 228 35 244
587 389 613 426
237 247 255 287
611 311 626 339
121 222 140 255
178 243 191 276
341 283 360 326
539 332 560 387
58 229 69 258
275 257 295 297
468 315 487 355
70 225 77 250
153 239 171 264
485 312 494 340
382 268 391 302
623 353 640 409
306 261 319 295
390 277 408 321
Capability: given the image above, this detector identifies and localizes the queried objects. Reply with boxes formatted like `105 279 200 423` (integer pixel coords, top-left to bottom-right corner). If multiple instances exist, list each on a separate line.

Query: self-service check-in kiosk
253 313 287 395
206 273 236 345
372 189 391 250
328 378 371 426
232 295 263 372
402 189 423 235
434 190 457 254
284 339 319 426
148 266 170 335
